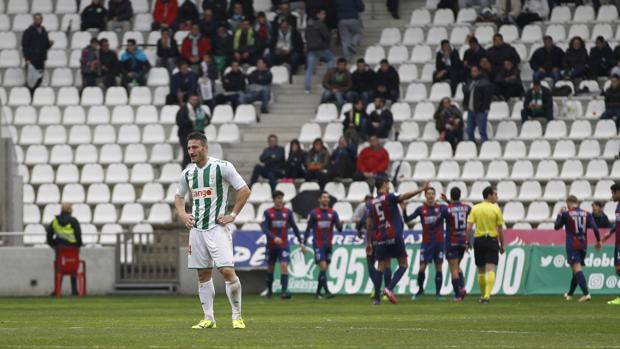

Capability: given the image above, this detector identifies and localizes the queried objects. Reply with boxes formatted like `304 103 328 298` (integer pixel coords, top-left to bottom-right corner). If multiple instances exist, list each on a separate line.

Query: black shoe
266 291 273 299
324 291 335 299
390 12 400 19
281 292 292 299
261 106 269 114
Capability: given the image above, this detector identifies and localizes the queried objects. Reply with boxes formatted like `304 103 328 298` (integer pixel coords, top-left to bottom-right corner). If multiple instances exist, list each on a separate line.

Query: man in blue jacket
250 134 286 190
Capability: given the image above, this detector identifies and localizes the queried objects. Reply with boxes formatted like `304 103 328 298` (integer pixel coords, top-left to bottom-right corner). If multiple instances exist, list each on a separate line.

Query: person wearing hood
107 0 133 32
589 36 614 79
463 65 492 143
563 36 589 81
46 204 83 296
120 39 151 88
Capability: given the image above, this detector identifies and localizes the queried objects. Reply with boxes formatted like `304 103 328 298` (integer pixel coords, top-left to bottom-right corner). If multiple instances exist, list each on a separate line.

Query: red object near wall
54 247 87 297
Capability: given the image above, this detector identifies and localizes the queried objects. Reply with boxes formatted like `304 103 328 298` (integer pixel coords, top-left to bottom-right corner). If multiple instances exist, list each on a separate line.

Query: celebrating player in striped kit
442 188 471 301
554 195 601 303
175 132 251 329
304 191 343 299
603 183 620 305
262 190 305 299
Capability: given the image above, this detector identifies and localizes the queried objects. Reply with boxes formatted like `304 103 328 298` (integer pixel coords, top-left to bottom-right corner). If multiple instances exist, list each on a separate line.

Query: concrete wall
0 247 116 296
0 247 266 296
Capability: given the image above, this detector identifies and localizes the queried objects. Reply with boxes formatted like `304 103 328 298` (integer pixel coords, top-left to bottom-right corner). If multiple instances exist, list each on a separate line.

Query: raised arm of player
553 209 566 230
175 171 194 229
398 181 430 203
586 212 602 251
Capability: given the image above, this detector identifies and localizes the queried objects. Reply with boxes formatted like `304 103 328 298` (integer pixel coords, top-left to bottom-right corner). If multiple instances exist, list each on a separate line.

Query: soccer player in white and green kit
175 132 251 329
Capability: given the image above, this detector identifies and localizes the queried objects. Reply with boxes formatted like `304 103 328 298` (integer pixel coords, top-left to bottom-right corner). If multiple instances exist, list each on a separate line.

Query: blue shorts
446 245 466 261
314 246 332 264
566 249 586 266
267 247 290 265
374 237 408 262
420 242 444 265
615 246 620 266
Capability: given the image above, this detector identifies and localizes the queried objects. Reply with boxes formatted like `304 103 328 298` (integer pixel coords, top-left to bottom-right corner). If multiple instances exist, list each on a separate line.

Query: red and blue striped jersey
368 193 404 242
405 203 448 244
446 202 471 246
615 203 620 247
554 207 600 251
305 208 342 248
261 207 300 249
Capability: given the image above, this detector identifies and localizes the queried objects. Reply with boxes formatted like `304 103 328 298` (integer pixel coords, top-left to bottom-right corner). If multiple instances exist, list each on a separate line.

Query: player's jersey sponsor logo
271 220 287 228
192 187 214 199
317 221 332 229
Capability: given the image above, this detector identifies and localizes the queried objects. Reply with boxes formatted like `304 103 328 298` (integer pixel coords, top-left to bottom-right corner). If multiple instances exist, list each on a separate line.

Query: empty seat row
7 86 158 106
24 182 175 205
1 0 150 15
22 223 154 245
17 124 170 145
23 202 172 225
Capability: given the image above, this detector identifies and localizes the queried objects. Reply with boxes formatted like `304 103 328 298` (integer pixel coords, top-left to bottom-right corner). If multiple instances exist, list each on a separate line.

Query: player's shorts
420 242 444 265
188 225 234 269
267 247 290 265
374 237 408 261
446 245 466 261
314 245 333 264
566 248 586 266
473 236 499 267
615 246 620 266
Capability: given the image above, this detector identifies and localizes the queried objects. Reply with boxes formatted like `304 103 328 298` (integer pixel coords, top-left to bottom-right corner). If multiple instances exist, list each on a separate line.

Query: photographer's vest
51 217 76 244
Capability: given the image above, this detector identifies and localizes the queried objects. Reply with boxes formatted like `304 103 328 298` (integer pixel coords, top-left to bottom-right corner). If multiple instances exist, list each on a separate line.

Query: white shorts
188 225 234 269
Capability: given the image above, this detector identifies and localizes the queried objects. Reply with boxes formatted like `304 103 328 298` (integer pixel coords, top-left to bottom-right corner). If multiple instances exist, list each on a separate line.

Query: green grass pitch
0 295 618 348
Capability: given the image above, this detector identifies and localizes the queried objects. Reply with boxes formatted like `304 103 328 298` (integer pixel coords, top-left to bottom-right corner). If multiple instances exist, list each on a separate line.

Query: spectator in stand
347 59 376 105
157 29 180 73
354 135 389 182
321 58 352 109
589 36 614 79
251 134 286 190
168 61 199 105
107 0 133 32
521 79 553 122
434 97 463 151
217 60 246 109
203 0 227 22
375 59 400 104
119 39 151 88
182 24 212 71
516 0 549 29
80 38 100 88
305 138 331 188
233 19 258 65
99 38 118 87
304 9 336 93
243 58 273 113
479 56 495 82
254 12 273 57
463 37 485 70
22 13 53 92
175 0 200 30
212 25 233 72
463 65 492 143
227 2 245 31
329 136 357 179
592 202 611 228
198 54 219 109
81 0 108 31
334 0 365 61
601 74 620 130
612 44 620 77
486 34 521 74
367 97 393 139
563 36 589 81
530 36 564 83
387 0 399 19
269 19 304 81
433 40 464 94
285 139 307 180
152 0 178 31
273 1 299 29
177 94 210 167
497 0 521 24
495 59 523 100
343 99 368 145
229 0 255 21
199 8 220 39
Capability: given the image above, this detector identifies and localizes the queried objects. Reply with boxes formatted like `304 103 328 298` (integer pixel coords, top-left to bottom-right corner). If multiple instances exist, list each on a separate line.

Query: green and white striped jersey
176 157 247 230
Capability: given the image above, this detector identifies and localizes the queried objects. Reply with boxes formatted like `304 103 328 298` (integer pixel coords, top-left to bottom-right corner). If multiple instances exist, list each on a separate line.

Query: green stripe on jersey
215 165 223 220
202 165 212 230
192 168 199 228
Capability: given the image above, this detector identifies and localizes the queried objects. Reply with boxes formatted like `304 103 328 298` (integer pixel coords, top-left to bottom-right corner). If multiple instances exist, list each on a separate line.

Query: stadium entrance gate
114 232 180 294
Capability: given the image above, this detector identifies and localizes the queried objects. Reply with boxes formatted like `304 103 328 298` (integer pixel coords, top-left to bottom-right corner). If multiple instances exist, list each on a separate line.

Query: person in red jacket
354 135 389 182
152 0 178 31
182 24 212 69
